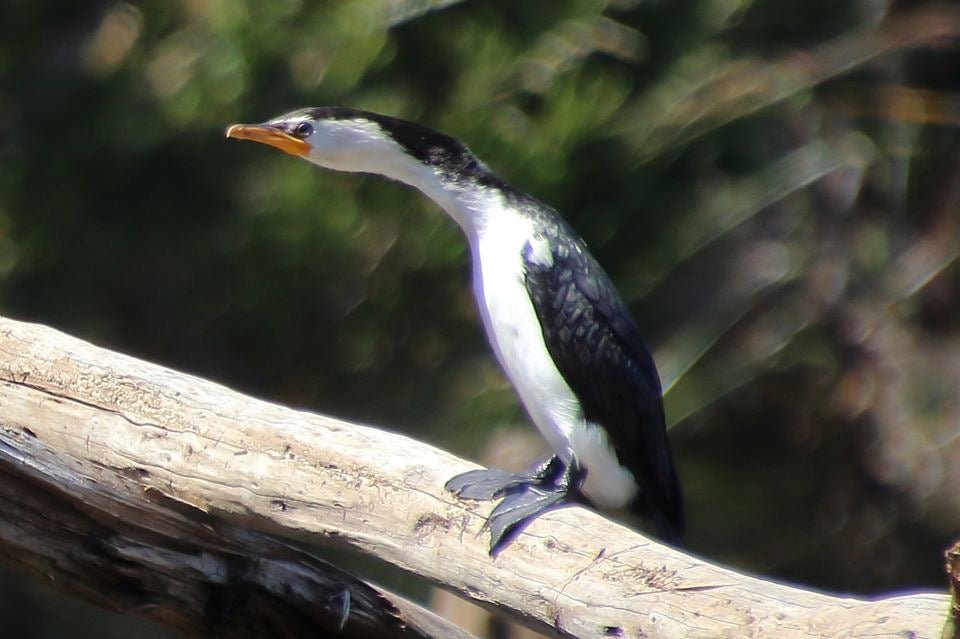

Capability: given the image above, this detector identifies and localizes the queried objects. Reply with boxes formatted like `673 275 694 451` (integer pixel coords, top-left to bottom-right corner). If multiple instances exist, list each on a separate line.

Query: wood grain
0 315 949 638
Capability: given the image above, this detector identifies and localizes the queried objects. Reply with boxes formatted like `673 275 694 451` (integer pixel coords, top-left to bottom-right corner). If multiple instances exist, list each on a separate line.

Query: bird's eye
293 122 314 138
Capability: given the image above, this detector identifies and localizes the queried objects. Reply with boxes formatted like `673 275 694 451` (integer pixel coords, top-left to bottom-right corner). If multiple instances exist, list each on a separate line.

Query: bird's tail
635 452 685 547
651 506 685 548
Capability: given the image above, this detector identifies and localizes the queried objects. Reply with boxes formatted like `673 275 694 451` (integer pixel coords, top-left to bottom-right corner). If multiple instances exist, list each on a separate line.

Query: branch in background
615 3 960 160
0 316 950 638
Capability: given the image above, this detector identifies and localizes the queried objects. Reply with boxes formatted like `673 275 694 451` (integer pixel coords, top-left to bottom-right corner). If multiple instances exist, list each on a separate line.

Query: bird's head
226 107 490 186
226 107 507 232
225 107 390 173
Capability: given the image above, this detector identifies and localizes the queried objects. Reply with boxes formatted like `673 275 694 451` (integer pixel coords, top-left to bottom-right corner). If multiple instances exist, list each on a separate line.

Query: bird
225 107 684 554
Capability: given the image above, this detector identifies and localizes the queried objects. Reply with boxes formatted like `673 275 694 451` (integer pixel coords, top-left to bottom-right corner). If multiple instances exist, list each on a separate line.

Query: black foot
444 468 532 501
445 455 564 501
445 454 584 555
487 485 569 556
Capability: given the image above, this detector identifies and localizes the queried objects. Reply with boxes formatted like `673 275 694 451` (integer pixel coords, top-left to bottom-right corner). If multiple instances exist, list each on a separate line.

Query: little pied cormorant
226 108 684 554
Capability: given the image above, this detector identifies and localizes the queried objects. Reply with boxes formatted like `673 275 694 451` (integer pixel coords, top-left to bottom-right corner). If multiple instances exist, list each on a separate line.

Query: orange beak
225 124 310 157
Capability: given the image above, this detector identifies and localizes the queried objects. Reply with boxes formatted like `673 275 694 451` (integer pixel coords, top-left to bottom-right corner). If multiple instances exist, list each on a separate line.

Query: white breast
472 212 581 453
467 205 638 508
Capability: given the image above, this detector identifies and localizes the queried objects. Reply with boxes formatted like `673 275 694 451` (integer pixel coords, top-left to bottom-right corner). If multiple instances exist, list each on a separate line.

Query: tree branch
0 315 949 638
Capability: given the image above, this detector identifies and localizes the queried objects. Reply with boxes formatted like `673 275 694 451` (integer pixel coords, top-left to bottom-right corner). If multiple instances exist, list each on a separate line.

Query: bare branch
0 315 949 638
0 317 471 639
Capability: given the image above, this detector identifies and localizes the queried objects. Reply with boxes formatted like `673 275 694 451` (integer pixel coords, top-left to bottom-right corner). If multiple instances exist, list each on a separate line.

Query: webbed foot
487 484 570 556
445 454 584 555
445 455 564 501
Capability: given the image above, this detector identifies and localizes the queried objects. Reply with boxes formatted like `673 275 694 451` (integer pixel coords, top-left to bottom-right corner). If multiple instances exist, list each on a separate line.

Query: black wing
522 214 684 542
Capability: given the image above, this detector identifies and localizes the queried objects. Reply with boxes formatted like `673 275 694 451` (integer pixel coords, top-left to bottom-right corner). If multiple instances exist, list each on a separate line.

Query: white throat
302 118 504 235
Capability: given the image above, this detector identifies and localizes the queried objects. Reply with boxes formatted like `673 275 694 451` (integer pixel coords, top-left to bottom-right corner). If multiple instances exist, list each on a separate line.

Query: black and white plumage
226 107 684 553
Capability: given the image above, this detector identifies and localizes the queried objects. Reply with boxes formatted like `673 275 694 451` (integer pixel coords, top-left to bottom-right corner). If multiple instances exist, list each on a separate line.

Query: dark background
1 1 958 636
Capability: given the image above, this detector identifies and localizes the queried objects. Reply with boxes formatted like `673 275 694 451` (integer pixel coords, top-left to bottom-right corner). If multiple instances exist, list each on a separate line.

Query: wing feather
522 220 684 541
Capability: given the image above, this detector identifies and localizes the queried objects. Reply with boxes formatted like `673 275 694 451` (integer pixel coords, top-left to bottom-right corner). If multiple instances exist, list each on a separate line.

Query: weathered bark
0 452 469 639
0 316 472 639
0 315 950 638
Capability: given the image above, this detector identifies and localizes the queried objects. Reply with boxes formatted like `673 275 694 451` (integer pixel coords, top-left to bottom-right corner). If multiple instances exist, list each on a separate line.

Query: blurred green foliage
1 0 959 636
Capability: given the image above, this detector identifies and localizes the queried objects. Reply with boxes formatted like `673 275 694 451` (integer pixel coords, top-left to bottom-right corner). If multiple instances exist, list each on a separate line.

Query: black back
520 200 685 542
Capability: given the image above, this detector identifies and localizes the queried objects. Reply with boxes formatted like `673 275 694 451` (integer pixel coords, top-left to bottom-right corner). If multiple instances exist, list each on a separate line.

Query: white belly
469 215 637 508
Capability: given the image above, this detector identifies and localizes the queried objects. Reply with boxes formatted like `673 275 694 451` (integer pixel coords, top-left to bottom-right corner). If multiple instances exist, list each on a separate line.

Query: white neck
405 167 505 239
356 150 503 238
373 156 482 229
304 119 506 238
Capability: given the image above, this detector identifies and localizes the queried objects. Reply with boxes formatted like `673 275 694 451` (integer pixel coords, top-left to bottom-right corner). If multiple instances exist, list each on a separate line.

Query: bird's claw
444 468 529 501
487 485 569 556
446 454 586 555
